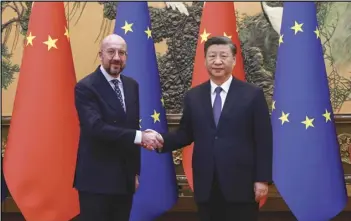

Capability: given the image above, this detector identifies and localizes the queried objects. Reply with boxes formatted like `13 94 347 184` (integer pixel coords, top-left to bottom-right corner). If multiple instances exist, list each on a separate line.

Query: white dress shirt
210 75 233 109
100 66 126 108
100 66 142 144
156 76 234 145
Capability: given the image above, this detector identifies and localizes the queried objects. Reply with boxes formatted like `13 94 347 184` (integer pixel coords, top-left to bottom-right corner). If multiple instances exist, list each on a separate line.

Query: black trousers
197 174 259 221
78 191 133 221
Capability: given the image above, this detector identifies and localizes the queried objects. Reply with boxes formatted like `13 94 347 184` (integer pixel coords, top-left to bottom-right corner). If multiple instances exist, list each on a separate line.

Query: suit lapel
93 68 126 113
120 75 135 115
200 81 216 129
216 78 243 129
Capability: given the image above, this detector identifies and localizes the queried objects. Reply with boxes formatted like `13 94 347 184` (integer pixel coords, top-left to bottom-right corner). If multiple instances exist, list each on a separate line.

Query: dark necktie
111 79 125 112
213 86 222 126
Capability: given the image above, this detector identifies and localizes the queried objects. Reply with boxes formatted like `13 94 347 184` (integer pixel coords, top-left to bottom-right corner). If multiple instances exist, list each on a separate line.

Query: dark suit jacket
161 78 272 203
73 66 140 195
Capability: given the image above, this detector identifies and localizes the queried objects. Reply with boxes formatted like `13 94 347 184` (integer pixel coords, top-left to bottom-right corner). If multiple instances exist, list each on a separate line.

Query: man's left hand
254 182 268 202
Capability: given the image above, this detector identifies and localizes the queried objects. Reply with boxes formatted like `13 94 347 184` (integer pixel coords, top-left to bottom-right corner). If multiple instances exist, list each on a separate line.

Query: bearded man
73 34 158 221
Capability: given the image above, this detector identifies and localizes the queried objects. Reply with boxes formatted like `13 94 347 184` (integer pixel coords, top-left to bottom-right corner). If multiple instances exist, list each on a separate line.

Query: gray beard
107 66 124 77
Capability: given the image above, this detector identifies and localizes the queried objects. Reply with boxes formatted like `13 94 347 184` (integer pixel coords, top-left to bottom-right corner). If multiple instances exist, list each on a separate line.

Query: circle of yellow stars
120 19 167 127
273 19 329 129
272 100 332 130
118 20 165 128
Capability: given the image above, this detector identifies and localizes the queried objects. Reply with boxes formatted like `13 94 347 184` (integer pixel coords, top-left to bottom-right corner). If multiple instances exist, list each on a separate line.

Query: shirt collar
100 65 122 83
210 75 233 94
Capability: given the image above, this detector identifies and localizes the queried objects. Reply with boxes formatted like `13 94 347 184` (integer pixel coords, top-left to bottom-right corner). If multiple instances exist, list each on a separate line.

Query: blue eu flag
114 2 178 220
272 2 347 221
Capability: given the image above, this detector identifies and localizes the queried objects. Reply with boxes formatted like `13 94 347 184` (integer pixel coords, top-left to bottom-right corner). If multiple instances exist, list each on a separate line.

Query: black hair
204 36 237 56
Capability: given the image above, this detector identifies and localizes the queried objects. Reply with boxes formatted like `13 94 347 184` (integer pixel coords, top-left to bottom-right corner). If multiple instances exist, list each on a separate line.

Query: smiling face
205 44 236 80
99 34 127 77
204 36 237 84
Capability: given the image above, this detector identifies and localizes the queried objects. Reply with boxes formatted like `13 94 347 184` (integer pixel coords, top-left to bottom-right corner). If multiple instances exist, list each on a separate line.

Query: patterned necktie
213 86 222 126
111 79 125 112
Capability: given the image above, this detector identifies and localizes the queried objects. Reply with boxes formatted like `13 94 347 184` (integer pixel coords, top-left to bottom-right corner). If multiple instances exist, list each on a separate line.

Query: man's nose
112 52 121 60
214 57 223 64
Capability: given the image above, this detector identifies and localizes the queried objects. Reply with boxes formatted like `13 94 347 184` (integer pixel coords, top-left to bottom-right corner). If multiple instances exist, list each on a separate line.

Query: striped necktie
111 79 125 112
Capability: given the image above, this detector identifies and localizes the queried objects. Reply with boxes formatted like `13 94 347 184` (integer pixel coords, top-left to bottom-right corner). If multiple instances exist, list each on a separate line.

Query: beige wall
2 2 350 116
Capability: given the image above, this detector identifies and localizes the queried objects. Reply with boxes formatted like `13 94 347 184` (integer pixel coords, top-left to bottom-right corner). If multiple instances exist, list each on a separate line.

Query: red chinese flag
181 2 267 208
3 2 80 220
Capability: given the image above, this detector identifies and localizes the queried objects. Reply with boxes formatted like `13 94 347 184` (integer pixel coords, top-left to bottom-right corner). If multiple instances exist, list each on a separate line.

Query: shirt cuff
134 130 142 144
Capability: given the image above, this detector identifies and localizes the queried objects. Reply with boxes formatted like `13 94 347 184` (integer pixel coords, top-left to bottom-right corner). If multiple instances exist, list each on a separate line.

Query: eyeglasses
103 49 127 58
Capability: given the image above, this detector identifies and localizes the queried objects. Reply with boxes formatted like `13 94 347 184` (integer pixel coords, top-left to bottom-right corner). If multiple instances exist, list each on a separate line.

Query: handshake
140 129 164 151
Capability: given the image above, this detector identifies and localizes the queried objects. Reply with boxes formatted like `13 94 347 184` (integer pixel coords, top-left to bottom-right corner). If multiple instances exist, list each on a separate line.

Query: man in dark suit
148 36 273 221
74 34 160 221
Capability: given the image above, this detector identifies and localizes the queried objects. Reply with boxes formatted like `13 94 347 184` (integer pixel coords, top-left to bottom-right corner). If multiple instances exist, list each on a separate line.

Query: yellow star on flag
272 100 276 111
224 32 232 39
43 35 58 51
314 27 320 39
26 32 36 46
279 34 284 46
145 27 152 39
301 116 314 129
121 21 133 34
64 27 70 40
291 21 303 35
279 111 290 125
322 109 331 122
151 110 160 123
161 97 164 107
200 29 211 43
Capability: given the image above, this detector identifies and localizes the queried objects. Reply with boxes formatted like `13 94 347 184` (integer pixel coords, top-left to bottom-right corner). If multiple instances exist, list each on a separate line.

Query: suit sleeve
75 83 137 146
253 88 273 183
133 83 141 175
160 92 194 153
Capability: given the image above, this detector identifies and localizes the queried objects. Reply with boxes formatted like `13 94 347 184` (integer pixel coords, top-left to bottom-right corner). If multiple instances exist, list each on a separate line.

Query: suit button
113 120 117 123
215 136 218 139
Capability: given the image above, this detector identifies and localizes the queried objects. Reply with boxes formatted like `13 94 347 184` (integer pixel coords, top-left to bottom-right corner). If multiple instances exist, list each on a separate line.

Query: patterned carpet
2 212 351 221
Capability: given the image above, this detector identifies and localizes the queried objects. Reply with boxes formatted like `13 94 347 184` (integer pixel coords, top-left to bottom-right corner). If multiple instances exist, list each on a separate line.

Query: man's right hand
141 130 163 151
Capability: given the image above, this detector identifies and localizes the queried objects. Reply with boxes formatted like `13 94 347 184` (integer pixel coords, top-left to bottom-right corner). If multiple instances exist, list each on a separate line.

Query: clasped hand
140 129 164 151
